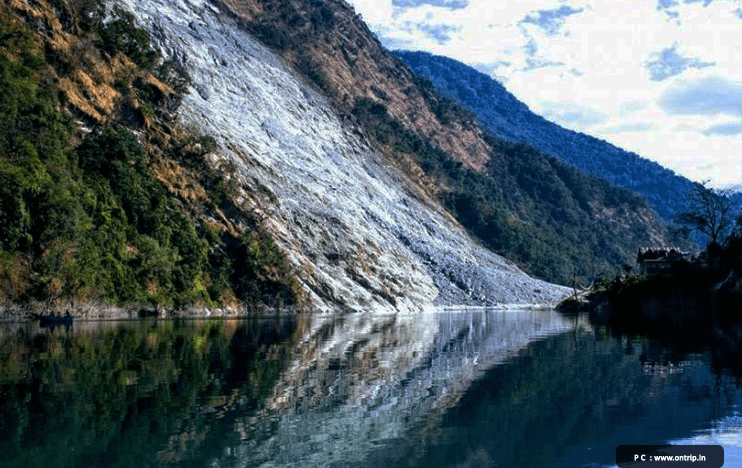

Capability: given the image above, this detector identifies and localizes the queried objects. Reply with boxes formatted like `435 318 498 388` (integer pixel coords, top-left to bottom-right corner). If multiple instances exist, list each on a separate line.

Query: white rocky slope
115 0 569 312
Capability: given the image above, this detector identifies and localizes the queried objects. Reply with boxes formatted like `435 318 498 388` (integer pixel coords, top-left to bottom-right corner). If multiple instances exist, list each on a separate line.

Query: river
0 309 740 467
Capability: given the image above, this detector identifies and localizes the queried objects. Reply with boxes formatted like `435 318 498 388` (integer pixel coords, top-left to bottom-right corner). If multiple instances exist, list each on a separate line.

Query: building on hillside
636 247 691 275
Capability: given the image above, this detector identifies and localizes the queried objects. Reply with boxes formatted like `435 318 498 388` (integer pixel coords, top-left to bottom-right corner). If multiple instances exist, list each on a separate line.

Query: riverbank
557 267 742 377
558 265 742 321
0 301 295 322
2 297 568 322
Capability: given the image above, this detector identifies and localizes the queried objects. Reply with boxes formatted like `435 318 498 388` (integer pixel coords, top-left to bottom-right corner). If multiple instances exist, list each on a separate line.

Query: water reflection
235 309 575 467
0 310 740 468
0 317 305 468
402 333 741 468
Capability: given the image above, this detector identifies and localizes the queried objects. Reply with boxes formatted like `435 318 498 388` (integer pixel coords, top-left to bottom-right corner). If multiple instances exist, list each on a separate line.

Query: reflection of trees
0 318 302 467
2 314 735 468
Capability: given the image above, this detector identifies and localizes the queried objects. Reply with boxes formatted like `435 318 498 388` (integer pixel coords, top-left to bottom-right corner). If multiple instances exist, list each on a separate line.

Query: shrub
96 7 158 68
296 53 331 93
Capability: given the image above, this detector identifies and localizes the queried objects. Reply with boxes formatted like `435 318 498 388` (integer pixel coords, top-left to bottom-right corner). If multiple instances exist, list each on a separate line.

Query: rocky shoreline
1 294 568 322
0 302 291 322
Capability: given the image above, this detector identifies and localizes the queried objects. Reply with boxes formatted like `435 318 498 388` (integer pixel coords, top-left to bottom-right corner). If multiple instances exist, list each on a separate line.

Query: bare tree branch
673 180 733 246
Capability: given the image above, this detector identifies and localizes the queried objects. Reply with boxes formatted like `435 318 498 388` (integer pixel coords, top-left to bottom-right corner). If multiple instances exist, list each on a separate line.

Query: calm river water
0 309 740 468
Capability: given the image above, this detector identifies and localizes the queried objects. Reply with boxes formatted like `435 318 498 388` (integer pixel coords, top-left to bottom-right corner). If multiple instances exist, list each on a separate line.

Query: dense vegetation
395 51 742 224
0 5 298 310
352 97 658 284
249 0 335 93
605 212 742 308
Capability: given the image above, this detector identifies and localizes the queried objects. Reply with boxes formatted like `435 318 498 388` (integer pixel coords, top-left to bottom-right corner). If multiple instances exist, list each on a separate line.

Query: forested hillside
396 50 742 224
351 98 669 283
0 3 299 311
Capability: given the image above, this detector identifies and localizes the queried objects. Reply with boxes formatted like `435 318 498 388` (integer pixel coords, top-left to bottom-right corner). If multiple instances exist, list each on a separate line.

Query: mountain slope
1 0 680 313
0 0 303 313
206 0 677 283
0 0 575 313
394 50 714 223
113 0 572 310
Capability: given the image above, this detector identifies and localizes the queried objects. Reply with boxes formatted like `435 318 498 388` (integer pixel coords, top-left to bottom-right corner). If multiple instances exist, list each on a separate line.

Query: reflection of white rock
236 309 574 468
114 0 568 313
267 309 441 412
673 415 742 447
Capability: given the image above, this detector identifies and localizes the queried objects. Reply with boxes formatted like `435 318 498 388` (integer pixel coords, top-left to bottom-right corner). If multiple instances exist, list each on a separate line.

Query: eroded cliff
113 0 568 312
207 0 678 286
0 0 570 315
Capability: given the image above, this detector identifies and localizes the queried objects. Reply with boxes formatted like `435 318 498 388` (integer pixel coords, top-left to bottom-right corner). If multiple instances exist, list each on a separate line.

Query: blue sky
346 0 742 189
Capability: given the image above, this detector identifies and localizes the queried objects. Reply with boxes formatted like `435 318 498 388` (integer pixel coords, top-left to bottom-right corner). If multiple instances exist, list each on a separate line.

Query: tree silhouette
674 180 733 247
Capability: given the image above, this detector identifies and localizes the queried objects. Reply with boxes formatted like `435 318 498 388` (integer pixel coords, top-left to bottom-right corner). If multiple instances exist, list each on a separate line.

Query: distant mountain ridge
394 50 739 224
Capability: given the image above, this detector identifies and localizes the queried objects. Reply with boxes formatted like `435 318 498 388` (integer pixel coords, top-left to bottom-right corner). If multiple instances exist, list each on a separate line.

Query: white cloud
519 5 586 35
645 43 715 81
392 0 470 9
539 101 608 126
619 100 648 115
600 122 659 134
659 76 742 116
703 121 742 136
350 1 394 25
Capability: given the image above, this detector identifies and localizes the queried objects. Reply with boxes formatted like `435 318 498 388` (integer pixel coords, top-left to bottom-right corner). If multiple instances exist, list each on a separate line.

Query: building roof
636 247 690 263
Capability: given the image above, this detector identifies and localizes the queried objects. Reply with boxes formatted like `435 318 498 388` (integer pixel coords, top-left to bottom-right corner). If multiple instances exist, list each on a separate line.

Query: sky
345 0 742 189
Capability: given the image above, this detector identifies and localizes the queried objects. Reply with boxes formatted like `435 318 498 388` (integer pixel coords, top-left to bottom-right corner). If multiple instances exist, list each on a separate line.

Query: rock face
113 0 568 312
212 0 493 172
203 0 682 285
